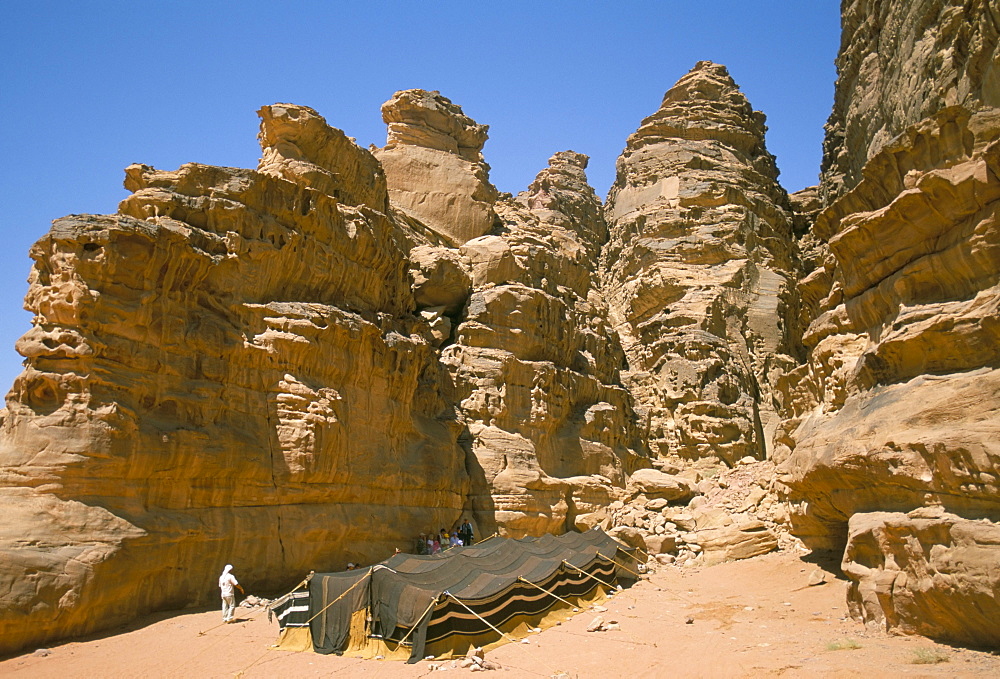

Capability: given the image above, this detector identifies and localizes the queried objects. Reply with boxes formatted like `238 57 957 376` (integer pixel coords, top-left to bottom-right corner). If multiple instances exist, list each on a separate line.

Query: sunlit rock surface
1 0 998 655
445 151 648 538
776 0 1000 648
374 89 498 247
819 0 1000 202
0 109 469 654
843 508 1000 646
602 61 798 466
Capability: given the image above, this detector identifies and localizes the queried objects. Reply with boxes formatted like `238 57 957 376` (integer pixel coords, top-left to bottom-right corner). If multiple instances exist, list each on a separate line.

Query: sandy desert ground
1 550 997 678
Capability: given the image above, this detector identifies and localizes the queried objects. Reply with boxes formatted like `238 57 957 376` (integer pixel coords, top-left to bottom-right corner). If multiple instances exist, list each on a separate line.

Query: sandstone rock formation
608 459 783 567
0 106 470 654
374 90 498 247
257 103 389 210
602 61 798 466
820 0 1000 202
843 508 1000 646
778 73 1000 553
0 97 653 656
775 0 1000 647
2 0 998 657
443 151 648 538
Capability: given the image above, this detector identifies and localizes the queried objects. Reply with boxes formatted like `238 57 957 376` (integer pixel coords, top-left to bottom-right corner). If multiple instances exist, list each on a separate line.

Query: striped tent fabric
280 528 635 662
268 590 310 629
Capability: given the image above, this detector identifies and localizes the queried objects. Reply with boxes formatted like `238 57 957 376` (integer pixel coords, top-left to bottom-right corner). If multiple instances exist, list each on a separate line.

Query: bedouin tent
268 528 637 662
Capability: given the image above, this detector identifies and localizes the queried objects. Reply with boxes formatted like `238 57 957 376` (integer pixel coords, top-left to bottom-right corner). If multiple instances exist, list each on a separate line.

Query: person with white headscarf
219 564 244 623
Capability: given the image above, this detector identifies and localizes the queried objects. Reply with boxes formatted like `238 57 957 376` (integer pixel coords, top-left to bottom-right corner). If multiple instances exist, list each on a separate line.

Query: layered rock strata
779 88 1000 541
443 151 649 537
0 95 660 656
2 1 996 653
374 90 498 246
777 0 1000 647
602 61 798 466
843 508 1000 646
778 102 1000 633
820 0 1000 201
0 104 470 654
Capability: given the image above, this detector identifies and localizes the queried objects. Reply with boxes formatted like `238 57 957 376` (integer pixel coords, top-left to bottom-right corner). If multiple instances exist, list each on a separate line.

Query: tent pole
516 577 578 608
609 536 652 562
443 591 518 643
561 561 615 590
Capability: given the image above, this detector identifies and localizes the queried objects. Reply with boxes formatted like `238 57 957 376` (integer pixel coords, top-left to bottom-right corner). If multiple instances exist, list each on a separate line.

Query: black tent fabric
286 528 634 662
268 590 309 628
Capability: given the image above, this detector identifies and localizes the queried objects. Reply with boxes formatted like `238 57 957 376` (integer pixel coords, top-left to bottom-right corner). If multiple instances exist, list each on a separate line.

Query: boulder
843 509 1000 647
607 526 646 553
460 236 522 287
628 469 695 503
692 521 778 566
643 534 677 555
408 245 471 314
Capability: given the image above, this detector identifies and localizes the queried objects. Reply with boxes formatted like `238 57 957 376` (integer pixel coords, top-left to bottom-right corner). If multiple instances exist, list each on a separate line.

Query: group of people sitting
416 519 475 555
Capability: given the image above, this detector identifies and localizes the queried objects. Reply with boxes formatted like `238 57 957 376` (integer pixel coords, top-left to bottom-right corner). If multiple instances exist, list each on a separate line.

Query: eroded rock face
257 103 389 210
443 151 648 537
775 0 1000 648
843 508 1000 646
374 89 498 246
820 0 1000 201
0 111 469 654
1 1 996 653
778 96 1000 554
602 61 798 466
0 93 656 656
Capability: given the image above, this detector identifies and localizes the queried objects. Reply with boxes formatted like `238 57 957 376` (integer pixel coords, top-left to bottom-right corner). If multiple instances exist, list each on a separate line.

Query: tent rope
443 592 562 678
233 647 273 678
617 547 647 565
597 553 643 579
305 567 372 625
443 591 518 643
389 595 440 647
516 576 578 608
607 535 652 562
561 560 615 589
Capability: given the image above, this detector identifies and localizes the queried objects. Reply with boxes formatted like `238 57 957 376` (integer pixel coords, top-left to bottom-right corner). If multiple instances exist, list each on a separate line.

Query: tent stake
517 576 578 608
561 561 615 590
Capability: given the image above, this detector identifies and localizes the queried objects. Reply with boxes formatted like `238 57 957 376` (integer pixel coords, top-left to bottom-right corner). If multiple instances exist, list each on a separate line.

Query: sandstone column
602 61 798 466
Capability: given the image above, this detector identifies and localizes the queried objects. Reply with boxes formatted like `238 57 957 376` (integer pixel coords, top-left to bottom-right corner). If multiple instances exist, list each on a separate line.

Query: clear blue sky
0 1 840 396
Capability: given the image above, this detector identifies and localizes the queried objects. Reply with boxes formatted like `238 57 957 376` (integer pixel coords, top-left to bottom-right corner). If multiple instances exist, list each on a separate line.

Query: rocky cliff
1 0 998 656
820 0 1000 202
777 0 1000 645
0 104 475 653
602 61 798 466
0 93 652 654
444 151 648 538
